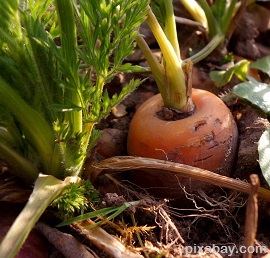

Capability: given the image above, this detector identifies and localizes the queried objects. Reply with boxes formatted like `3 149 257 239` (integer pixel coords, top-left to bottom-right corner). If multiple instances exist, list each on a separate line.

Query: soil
1 2 270 258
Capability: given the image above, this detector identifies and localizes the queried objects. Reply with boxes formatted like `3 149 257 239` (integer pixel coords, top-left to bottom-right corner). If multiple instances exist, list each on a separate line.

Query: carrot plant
135 0 244 112
127 0 242 195
0 0 148 256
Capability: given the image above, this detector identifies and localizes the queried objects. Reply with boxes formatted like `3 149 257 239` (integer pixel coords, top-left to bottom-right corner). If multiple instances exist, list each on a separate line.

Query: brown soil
91 3 270 257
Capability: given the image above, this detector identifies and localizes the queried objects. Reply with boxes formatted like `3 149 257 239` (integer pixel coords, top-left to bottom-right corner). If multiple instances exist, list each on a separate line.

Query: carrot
127 89 238 175
127 89 238 196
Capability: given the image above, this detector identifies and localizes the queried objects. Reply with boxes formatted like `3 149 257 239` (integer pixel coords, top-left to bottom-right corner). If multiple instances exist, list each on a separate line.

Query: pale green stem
0 174 81 258
186 33 225 64
95 74 107 119
80 122 95 162
146 8 188 110
179 0 208 30
135 35 167 99
196 0 219 37
55 0 82 135
221 0 238 35
163 0 181 60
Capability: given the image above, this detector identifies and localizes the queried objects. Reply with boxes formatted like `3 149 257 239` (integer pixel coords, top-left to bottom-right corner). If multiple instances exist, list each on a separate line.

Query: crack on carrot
192 119 207 132
193 131 215 146
208 141 220 149
194 154 214 163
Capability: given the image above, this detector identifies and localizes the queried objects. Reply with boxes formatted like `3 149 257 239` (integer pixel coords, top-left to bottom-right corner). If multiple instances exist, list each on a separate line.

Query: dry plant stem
243 174 259 258
90 156 270 202
35 222 94 258
71 219 143 258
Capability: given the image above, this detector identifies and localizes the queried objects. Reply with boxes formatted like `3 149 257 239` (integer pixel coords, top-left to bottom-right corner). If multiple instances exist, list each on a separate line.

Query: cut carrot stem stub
127 88 238 198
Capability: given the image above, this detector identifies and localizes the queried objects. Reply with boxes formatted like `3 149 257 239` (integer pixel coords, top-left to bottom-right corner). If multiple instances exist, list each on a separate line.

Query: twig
90 156 270 202
243 174 259 258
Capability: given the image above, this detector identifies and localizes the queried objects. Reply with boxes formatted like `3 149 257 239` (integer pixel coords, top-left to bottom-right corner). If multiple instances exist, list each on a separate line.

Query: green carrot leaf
210 60 250 87
52 180 100 220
